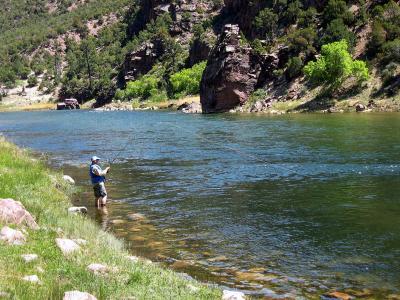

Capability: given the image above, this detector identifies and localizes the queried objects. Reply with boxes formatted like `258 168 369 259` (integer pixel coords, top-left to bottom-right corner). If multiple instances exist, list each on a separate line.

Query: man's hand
106 167 111 173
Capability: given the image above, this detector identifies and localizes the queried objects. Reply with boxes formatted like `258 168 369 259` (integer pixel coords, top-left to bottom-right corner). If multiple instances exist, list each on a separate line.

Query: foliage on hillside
0 0 399 104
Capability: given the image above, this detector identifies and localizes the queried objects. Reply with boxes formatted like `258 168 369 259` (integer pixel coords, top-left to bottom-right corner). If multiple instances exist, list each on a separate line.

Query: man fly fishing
89 156 110 208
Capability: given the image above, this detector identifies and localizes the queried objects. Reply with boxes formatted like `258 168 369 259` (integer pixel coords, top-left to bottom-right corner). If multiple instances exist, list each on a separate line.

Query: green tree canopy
304 40 369 89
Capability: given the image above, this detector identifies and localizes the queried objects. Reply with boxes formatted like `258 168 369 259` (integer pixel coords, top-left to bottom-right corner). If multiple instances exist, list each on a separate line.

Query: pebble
55 238 80 255
222 290 245 300
22 275 40 284
187 284 200 293
63 291 97 300
111 219 125 225
208 255 228 262
322 291 354 300
21 254 38 263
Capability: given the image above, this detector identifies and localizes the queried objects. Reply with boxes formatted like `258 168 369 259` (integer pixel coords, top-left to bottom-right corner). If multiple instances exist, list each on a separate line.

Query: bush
287 27 317 55
286 57 303 79
253 8 278 42
321 18 356 48
381 38 400 64
323 0 353 24
304 39 369 89
27 75 38 87
170 61 206 98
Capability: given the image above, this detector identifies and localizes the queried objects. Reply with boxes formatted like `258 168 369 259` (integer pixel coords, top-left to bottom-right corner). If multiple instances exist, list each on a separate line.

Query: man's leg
101 195 107 206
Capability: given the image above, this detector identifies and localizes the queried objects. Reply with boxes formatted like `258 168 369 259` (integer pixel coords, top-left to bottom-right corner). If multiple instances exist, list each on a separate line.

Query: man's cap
91 156 101 161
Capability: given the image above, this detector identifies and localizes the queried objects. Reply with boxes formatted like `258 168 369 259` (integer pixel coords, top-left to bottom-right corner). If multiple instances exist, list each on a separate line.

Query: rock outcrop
200 24 262 113
123 38 165 82
62 175 75 185
0 198 39 229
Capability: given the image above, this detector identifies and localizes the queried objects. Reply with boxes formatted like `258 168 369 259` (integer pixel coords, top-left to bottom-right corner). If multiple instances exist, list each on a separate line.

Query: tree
304 40 369 89
253 8 279 43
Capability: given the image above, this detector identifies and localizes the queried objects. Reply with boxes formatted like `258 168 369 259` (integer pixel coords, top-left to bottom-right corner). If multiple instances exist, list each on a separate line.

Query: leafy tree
286 57 303 79
253 8 279 43
170 61 207 98
304 40 369 89
323 0 353 25
321 18 356 48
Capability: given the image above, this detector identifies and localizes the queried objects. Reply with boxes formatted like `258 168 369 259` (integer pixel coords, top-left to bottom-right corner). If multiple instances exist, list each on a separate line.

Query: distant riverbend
1 110 399 298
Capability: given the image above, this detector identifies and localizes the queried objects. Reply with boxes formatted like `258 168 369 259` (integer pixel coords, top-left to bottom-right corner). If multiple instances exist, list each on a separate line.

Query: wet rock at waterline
63 291 97 300
22 275 40 284
0 226 26 245
68 206 88 214
127 256 140 263
55 238 80 255
182 102 202 114
222 290 246 300
355 103 366 112
62 175 75 185
200 24 261 113
21 254 38 263
0 198 39 229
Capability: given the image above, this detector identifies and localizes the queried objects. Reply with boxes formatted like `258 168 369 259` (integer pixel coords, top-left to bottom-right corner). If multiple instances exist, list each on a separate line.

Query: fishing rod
107 132 137 165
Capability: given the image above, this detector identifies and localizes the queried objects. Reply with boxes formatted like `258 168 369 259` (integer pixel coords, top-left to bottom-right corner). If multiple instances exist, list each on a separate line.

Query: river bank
0 137 221 299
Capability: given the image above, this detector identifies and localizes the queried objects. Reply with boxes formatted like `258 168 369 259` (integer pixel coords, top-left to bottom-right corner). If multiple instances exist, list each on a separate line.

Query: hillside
0 0 399 112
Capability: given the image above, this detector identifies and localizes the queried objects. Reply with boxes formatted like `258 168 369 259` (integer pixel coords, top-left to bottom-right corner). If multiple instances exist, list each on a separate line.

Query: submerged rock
0 226 26 245
0 198 39 229
322 291 354 300
63 291 97 300
127 213 146 221
62 175 75 185
55 238 80 255
222 290 245 300
21 254 38 263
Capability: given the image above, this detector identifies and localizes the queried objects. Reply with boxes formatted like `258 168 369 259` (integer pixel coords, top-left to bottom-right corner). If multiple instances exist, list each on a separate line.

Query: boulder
21 254 38 263
355 103 366 112
55 238 80 255
87 263 109 275
0 226 26 245
200 24 262 113
0 198 39 229
182 102 202 114
22 275 40 284
222 290 246 300
68 207 88 214
62 175 75 185
73 239 88 246
63 291 97 300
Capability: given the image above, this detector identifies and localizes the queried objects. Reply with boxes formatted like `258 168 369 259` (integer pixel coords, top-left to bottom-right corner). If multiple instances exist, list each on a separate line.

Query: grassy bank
0 138 221 299
0 102 55 112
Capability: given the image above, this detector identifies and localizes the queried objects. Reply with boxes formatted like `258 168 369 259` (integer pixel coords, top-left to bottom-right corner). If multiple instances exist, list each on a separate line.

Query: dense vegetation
0 0 399 105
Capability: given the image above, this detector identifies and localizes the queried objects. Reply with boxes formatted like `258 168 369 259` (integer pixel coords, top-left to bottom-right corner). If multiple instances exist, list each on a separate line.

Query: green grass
0 138 221 299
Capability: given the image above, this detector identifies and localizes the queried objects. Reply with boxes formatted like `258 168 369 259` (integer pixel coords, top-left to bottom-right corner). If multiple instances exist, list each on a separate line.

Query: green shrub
27 75 38 87
304 39 369 89
323 0 353 24
321 18 356 48
286 57 303 79
253 8 278 42
381 38 400 64
287 27 317 55
170 61 206 98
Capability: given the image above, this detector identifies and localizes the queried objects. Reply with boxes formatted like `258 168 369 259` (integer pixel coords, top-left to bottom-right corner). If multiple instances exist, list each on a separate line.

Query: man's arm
92 166 110 176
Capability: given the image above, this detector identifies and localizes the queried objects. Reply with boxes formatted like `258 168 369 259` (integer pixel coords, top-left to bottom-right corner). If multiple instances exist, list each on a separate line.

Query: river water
0 110 399 298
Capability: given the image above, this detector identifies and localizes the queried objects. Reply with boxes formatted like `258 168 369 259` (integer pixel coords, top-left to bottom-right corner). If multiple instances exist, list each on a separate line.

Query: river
0 110 399 298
